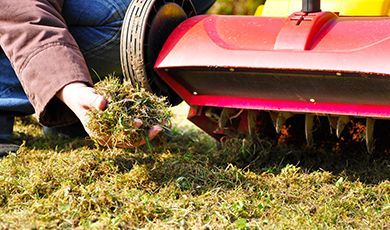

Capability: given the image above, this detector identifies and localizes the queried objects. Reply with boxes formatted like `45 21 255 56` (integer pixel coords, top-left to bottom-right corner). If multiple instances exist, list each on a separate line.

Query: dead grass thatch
87 76 171 148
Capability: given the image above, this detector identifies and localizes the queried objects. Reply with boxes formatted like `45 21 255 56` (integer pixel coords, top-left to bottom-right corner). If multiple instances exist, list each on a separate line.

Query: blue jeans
0 0 131 140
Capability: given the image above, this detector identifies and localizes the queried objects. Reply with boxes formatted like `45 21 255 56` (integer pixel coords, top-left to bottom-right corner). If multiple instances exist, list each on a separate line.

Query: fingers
148 125 163 140
91 94 107 111
93 118 163 149
58 82 107 112
133 118 143 129
56 82 107 130
130 125 163 148
81 88 106 111
117 125 162 148
133 120 162 142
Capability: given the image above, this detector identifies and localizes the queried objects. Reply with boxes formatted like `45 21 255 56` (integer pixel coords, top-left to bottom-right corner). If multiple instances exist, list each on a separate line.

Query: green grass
0 103 389 229
87 77 171 147
209 0 266 15
0 1 389 228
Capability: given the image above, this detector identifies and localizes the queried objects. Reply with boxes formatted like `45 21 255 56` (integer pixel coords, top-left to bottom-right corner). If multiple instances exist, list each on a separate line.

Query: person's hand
125 118 163 147
56 82 162 147
56 82 106 128
96 118 163 148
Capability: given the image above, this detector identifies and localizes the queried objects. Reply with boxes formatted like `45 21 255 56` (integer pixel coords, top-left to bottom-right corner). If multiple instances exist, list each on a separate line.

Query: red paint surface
155 12 390 118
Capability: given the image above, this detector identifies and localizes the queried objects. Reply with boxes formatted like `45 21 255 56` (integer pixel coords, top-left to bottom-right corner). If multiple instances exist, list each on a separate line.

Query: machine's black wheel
120 0 215 106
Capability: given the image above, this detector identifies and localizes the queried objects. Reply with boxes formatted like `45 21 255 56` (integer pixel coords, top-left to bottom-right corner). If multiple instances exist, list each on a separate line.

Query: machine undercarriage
121 0 390 154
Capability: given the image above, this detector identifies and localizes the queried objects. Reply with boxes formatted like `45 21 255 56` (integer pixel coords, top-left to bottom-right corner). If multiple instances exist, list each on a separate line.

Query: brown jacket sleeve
0 0 93 126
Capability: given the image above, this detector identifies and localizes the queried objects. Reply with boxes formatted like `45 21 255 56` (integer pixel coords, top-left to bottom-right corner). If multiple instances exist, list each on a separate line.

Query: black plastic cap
302 0 321 13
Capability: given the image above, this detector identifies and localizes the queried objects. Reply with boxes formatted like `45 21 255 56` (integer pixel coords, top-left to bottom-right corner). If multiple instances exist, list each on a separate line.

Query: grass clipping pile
87 77 171 148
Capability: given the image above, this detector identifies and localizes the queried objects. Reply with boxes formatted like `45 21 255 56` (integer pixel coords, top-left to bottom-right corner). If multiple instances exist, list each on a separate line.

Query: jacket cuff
19 43 93 127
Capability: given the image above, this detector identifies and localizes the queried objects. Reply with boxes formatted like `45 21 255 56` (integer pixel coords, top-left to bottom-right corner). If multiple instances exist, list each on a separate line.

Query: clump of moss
87 76 171 148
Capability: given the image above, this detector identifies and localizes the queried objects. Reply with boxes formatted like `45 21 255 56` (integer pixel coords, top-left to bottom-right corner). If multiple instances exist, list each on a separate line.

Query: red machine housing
154 12 390 138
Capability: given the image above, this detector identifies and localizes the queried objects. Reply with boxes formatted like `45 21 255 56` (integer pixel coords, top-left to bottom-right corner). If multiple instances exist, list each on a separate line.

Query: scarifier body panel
155 13 390 118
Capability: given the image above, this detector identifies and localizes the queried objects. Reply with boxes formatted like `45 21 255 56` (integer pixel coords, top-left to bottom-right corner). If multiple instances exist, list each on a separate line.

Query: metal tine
305 114 315 147
205 107 220 123
269 112 293 133
366 118 375 154
247 110 257 139
218 108 237 129
328 116 338 135
336 116 351 138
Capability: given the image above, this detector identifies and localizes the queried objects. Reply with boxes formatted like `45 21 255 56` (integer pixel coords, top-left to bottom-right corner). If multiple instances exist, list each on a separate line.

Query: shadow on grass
162 130 389 187
112 130 390 192
259 145 390 185
23 124 390 187
25 134 96 152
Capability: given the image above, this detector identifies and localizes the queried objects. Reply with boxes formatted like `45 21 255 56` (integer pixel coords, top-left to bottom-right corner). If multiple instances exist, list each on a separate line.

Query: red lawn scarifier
121 0 390 153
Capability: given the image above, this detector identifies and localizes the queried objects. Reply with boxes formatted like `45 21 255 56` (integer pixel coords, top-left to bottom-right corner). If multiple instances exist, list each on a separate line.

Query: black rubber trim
166 67 390 106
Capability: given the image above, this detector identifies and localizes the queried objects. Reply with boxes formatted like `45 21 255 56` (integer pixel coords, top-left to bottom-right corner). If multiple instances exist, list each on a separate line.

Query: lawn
0 103 389 229
0 0 389 229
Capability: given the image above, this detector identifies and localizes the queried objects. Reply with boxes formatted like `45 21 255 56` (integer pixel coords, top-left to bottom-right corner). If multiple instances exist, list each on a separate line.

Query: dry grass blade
0 2 389 229
87 76 171 147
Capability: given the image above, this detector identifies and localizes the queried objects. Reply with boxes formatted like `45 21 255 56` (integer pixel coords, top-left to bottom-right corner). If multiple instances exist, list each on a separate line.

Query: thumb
82 89 107 111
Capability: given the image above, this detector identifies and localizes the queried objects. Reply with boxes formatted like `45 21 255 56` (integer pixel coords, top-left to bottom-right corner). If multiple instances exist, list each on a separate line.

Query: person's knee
93 0 130 28
63 0 132 76
63 0 131 28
